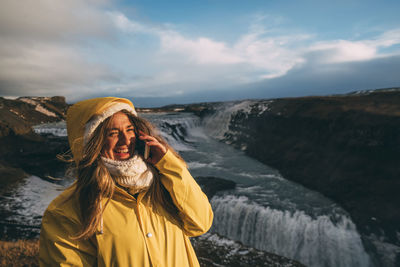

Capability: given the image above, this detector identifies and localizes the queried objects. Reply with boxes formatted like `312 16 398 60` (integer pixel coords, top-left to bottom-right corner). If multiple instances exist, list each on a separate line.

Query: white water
33 121 67 137
202 100 274 141
0 175 70 238
211 195 370 267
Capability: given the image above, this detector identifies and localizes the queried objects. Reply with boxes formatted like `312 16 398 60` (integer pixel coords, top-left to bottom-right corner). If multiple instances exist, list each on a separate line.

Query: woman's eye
108 131 118 137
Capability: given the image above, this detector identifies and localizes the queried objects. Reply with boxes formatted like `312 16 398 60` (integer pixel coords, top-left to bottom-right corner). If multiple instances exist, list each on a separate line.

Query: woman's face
102 112 136 160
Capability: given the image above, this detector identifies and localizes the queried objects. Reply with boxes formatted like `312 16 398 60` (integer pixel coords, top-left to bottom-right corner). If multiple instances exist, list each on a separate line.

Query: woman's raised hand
138 131 167 165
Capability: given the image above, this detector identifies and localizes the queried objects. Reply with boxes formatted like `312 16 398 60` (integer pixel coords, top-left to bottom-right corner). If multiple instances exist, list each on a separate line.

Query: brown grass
0 240 39 267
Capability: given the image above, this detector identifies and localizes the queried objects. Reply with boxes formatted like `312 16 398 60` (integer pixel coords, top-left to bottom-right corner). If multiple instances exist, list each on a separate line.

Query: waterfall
142 113 202 152
201 100 273 140
211 195 371 267
201 101 253 140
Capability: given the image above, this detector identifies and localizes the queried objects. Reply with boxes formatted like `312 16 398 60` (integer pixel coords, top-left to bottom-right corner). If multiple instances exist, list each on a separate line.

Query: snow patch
255 100 274 115
10 109 26 119
19 97 38 106
2 96 19 100
35 105 57 117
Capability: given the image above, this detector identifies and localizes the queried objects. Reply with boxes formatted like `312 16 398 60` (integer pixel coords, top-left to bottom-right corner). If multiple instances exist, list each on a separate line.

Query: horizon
3 86 399 109
1 0 400 107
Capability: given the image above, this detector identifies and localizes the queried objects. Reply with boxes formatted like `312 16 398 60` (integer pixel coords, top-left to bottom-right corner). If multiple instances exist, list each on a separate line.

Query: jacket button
146 232 152 238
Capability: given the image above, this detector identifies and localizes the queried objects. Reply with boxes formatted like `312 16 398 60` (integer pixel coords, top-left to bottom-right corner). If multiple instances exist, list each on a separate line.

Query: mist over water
0 111 374 267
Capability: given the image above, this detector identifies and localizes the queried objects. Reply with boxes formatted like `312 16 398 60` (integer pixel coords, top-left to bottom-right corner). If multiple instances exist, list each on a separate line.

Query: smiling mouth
114 148 129 154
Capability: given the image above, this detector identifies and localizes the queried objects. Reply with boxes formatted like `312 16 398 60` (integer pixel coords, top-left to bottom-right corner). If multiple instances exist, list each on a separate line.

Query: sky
0 0 399 107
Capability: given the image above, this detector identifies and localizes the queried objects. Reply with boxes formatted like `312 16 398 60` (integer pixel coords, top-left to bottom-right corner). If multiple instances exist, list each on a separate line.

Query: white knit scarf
101 154 155 194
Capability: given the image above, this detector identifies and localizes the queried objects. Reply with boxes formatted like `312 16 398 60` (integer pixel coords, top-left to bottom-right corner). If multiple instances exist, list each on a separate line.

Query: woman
39 97 213 266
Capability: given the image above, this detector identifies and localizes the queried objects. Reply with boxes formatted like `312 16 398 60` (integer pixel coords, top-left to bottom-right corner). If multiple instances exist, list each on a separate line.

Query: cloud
110 11 152 34
0 0 116 97
1 4 399 104
105 12 400 104
305 29 400 65
368 29 400 48
107 12 311 89
126 55 400 107
0 42 116 95
110 12 400 83
111 12 243 65
232 29 309 79
309 40 377 63
0 0 114 41
159 33 243 65
239 55 400 100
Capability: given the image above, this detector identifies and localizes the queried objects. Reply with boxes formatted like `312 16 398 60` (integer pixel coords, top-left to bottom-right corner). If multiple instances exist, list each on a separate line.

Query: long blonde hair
71 111 182 240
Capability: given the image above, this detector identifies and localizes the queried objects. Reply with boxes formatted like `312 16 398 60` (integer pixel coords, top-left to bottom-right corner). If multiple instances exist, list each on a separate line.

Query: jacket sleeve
39 207 97 266
155 150 214 236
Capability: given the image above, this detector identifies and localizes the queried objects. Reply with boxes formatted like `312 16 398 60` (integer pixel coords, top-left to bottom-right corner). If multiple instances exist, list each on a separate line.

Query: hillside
193 89 400 264
0 96 69 183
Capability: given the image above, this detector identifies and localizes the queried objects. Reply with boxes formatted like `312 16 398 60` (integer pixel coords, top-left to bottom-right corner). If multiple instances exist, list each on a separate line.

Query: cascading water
1 110 374 266
144 113 201 151
141 111 372 267
211 195 369 267
32 121 68 137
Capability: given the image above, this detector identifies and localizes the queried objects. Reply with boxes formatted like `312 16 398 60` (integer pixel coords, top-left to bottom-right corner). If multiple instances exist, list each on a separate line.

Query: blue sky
0 0 399 106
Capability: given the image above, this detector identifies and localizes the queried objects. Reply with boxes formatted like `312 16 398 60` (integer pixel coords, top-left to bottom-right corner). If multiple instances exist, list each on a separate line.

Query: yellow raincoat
39 97 213 266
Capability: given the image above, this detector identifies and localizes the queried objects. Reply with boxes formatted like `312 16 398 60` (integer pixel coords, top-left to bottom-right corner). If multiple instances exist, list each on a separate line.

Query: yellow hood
66 97 136 164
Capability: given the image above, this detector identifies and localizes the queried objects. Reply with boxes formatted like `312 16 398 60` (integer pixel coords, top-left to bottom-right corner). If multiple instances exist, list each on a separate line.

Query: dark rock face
0 162 28 189
192 234 305 267
0 97 69 179
195 176 236 199
198 90 400 249
0 133 69 179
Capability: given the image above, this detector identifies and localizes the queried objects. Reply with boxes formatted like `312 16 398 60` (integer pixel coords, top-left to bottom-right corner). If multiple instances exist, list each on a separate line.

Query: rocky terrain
0 96 67 137
192 88 400 264
0 97 70 185
192 233 305 267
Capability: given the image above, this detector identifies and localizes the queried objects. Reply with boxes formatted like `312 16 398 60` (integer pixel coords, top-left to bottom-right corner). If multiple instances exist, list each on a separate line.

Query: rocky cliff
195 89 400 257
0 96 67 137
0 96 69 182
